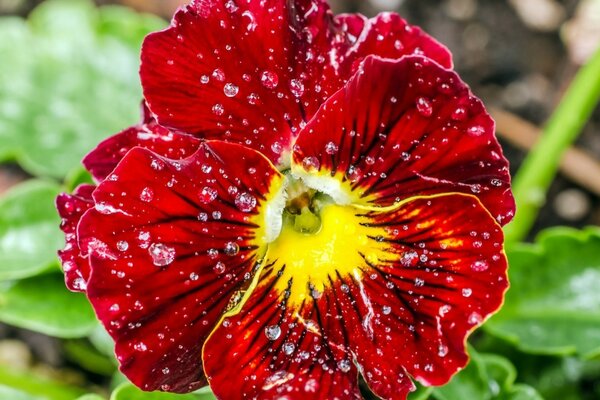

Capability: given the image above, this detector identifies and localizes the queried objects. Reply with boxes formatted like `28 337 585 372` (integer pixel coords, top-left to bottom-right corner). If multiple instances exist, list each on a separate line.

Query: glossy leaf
0 274 97 338
0 0 165 178
0 180 62 281
486 227 600 358
110 383 215 400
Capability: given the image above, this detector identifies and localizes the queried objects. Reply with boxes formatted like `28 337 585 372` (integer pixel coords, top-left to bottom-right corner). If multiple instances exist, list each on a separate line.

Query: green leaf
485 227 600 358
0 180 63 281
77 396 105 400
0 273 97 338
432 346 490 400
110 384 215 400
0 0 165 178
0 385 45 400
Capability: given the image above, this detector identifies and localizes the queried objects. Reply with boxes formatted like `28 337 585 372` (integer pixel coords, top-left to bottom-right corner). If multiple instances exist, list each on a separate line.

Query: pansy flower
57 0 515 399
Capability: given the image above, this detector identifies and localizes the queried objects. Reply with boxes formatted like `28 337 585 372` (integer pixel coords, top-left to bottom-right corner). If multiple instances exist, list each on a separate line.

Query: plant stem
504 47 600 243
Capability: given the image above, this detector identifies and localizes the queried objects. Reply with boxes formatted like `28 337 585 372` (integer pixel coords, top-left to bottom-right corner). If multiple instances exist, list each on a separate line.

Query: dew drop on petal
271 142 283 154
261 70 279 89
200 75 210 84
189 272 199 281
213 262 226 274
337 359 352 373
325 141 338 155
289 79 305 97
451 107 467 121
224 241 240 256
471 260 489 272
134 342 147 352
212 68 225 82
438 343 449 357
116 240 129 252
199 186 218 204
382 305 392 315
302 156 320 172
224 83 239 97
148 243 176 267
468 312 483 325
282 342 295 355
462 287 473 297
265 325 281 340
347 165 363 183
224 0 238 13
235 192 257 212
212 103 225 116
140 187 154 203
416 96 433 117
467 125 486 137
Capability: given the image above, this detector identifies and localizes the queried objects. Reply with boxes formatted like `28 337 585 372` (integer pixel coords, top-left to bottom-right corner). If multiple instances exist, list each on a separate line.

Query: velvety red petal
83 116 201 182
77 141 284 392
292 56 515 225
345 194 508 389
204 193 506 399
140 0 451 165
57 184 95 292
202 263 365 400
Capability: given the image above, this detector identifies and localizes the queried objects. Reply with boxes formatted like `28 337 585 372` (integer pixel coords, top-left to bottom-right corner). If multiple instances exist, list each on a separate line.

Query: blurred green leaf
486 227 600 358
110 383 216 400
0 0 165 178
0 385 45 400
77 396 105 400
0 273 97 338
0 180 63 281
432 346 490 400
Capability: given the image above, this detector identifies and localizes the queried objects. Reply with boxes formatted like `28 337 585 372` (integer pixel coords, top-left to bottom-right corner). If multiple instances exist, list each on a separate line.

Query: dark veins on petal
140 0 452 165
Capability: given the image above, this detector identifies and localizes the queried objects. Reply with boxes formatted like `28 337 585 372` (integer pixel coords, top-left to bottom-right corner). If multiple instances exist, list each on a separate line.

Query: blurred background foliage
0 0 599 399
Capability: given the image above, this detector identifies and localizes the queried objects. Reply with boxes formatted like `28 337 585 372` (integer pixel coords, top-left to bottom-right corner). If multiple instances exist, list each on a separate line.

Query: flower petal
83 112 201 182
204 193 506 399
57 184 95 292
141 0 451 165
292 56 514 225
202 261 366 400
77 141 285 392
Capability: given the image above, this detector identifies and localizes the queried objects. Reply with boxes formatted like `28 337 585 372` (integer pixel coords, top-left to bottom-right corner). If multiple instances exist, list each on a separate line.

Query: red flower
57 1 515 398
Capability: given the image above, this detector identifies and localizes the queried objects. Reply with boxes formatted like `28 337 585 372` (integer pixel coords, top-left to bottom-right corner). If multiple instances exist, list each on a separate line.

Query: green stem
504 47 600 243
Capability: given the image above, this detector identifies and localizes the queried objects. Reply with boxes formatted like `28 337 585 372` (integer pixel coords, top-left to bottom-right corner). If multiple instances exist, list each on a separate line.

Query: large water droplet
148 243 176 267
224 242 240 256
235 192 257 212
261 70 279 89
140 187 154 203
199 186 218 204
223 83 239 97
289 79 305 97
416 96 433 117
264 325 281 340
325 141 338 155
302 156 320 172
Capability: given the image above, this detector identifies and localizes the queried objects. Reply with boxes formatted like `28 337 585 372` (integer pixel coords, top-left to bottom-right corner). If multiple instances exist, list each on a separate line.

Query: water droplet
199 186 218 204
261 70 279 89
382 305 392 315
212 68 225 82
468 312 483 325
207 248 219 259
451 107 467 121
325 141 338 155
140 187 154 203
198 212 208 222
271 142 283 154
471 260 489 272
189 272 199 281
438 343 449 357
148 243 176 267
213 262 226 274
212 103 225 116
400 250 418 267
224 0 238 13
491 178 502 187
337 359 352 373
414 278 425 287
151 159 164 171
347 165 363 183
200 75 210 84
462 287 473 297
162 367 170 375
289 79 305 97
467 125 485 137
201 164 212 174
134 342 147 352
302 156 320 172
265 325 281 340
224 83 239 97
416 97 433 117
247 93 259 104
116 241 129 252
235 192 257 212
224 242 240 256
282 342 295 355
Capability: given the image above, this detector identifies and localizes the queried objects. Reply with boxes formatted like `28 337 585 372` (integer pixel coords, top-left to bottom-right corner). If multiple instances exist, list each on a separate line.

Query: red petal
77 141 284 392
57 184 95 292
141 1 451 165
292 56 515 225
344 194 507 389
83 116 201 182
204 194 506 399
202 264 365 400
